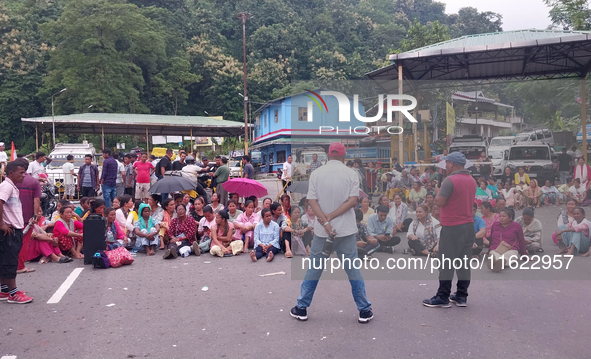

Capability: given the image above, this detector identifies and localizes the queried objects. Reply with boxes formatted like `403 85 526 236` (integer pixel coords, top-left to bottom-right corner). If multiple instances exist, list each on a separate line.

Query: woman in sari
573 157 591 189
210 210 240 257
523 179 543 207
232 200 259 253
158 198 175 250
554 198 577 245
555 207 591 256
407 205 441 256
104 207 126 250
28 216 72 264
487 208 527 272
134 203 160 256
514 207 543 254
54 206 84 259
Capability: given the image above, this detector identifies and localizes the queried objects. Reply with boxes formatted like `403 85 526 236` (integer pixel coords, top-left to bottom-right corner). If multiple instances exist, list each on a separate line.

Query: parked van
505 143 556 185
449 135 487 160
46 142 98 187
515 129 554 145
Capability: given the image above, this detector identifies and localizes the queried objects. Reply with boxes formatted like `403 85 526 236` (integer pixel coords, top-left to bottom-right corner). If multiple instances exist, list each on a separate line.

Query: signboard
167 136 183 143
345 148 378 159
152 136 167 145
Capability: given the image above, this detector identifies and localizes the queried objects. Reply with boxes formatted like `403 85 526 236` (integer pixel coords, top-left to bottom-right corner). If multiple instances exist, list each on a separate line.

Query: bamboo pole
583 78 587 163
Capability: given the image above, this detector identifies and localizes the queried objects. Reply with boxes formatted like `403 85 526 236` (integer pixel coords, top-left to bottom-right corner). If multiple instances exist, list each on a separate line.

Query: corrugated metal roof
402 29 591 53
21 113 247 137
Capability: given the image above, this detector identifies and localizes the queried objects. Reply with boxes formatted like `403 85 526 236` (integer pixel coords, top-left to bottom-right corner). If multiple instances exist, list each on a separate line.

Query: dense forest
0 0 586 152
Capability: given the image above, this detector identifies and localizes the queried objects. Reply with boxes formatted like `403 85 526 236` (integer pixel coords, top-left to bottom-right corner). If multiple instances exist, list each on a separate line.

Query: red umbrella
222 178 268 198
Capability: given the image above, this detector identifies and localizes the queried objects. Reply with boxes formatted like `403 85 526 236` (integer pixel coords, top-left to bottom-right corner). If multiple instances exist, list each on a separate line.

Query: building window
277 150 286 163
298 107 307 122
274 109 279 123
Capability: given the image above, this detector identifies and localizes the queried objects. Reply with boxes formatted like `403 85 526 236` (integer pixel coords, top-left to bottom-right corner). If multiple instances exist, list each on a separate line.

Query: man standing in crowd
197 156 212 189
242 155 254 179
133 153 154 203
15 158 41 275
124 154 135 197
62 155 75 201
0 161 33 304
150 155 158 186
113 153 126 197
281 155 293 194
558 147 573 184
157 149 173 199
424 152 476 308
309 153 322 173
172 151 187 171
291 142 373 324
77 154 99 197
27 152 47 181
211 156 229 206
391 157 403 172
100 149 118 207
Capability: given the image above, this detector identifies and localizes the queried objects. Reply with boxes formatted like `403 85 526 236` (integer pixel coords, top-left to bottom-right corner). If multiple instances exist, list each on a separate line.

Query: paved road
1 205 589 359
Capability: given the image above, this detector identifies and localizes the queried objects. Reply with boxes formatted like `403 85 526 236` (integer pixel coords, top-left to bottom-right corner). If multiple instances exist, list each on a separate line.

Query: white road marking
47 268 84 304
2 355 17 359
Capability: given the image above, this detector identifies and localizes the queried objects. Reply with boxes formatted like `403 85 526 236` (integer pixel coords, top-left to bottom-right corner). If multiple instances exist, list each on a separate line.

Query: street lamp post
51 88 67 147
237 12 252 155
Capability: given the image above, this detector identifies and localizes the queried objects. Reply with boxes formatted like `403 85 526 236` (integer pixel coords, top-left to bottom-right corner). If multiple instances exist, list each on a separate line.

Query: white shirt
407 218 442 241
569 185 585 201
116 161 124 184
63 162 75 185
0 151 7 164
27 160 45 179
307 160 359 237
281 161 292 180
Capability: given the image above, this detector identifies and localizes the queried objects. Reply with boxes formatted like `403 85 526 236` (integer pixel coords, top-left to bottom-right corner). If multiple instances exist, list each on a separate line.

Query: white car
488 136 514 177
228 160 241 178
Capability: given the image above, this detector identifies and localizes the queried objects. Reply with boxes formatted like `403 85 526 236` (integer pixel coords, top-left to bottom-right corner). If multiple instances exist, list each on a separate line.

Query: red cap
328 142 346 156
377 161 382 164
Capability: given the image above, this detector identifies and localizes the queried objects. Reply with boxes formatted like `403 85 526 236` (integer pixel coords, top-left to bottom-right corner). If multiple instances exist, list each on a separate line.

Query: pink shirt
568 219 591 238
0 178 24 229
134 161 154 183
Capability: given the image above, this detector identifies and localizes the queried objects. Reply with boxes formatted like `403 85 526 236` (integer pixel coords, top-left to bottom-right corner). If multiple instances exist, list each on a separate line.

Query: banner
446 102 455 146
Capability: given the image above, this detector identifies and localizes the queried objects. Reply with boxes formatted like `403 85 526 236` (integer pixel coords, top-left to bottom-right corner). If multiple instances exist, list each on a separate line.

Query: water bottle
322 232 336 256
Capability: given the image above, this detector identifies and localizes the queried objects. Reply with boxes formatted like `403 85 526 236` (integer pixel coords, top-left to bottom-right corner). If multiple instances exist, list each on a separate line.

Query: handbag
105 247 134 268
199 236 212 253
495 230 516 255
92 251 111 269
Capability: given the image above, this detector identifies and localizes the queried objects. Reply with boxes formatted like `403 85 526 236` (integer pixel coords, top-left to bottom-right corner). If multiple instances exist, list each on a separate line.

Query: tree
153 57 201 115
399 20 450 52
448 7 503 38
40 0 167 114
545 0 591 30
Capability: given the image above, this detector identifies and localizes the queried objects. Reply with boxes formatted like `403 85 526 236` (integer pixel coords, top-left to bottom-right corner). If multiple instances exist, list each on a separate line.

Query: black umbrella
150 175 195 194
286 181 309 194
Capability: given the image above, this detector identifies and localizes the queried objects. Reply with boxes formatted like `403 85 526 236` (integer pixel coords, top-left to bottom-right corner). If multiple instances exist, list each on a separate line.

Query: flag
10 142 16 161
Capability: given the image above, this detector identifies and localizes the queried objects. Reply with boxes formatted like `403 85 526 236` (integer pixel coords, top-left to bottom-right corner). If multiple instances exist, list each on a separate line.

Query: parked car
514 128 554 145
46 142 99 189
449 135 487 160
228 160 241 178
489 136 514 177
505 143 556 185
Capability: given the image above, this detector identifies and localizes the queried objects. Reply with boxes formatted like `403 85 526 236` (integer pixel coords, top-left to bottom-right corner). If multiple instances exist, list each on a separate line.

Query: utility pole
237 12 252 155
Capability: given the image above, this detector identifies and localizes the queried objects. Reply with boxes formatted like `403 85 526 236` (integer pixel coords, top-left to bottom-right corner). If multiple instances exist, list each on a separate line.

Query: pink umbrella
358 189 368 199
222 178 268 198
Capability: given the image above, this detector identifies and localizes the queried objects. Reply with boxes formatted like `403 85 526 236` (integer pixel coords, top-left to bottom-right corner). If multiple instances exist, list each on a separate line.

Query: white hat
0 142 5 147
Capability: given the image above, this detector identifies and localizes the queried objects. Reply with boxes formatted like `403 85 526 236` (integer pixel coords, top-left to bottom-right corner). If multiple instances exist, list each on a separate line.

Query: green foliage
545 0 591 30
399 20 450 52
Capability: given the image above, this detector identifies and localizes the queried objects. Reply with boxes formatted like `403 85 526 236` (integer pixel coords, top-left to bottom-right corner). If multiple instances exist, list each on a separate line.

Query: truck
449 135 487 160
504 143 556 185
46 142 98 189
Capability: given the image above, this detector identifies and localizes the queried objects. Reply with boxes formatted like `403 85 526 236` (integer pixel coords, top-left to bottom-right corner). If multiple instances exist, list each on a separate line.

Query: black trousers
124 186 135 197
378 236 401 249
255 246 279 260
399 218 413 233
408 238 429 256
0 229 23 280
472 237 484 256
282 180 291 194
436 223 475 300
81 186 96 197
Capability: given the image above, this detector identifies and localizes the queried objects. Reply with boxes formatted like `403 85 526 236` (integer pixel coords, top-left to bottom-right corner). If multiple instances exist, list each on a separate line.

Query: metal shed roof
366 29 591 90
21 113 247 137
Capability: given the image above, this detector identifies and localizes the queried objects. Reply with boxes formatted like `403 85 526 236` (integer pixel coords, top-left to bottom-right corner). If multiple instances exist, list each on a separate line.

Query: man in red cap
291 142 373 323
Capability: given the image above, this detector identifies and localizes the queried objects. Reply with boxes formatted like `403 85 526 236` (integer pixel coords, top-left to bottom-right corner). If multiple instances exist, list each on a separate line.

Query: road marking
47 268 84 304
2 355 17 359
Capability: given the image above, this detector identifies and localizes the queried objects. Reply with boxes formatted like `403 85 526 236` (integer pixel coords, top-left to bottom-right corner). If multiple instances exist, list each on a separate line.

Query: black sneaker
422 296 451 308
290 306 308 321
383 246 393 254
358 309 374 323
449 294 467 307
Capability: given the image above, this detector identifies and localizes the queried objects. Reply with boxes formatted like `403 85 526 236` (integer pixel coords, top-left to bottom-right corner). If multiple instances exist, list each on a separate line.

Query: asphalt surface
1 200 590 359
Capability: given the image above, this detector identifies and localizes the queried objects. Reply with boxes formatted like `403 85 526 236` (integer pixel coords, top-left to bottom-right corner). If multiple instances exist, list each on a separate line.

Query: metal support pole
398 64 404 164
101 126 105 150
190 128 193 155
51 97 55 148
146 127 150 154
35 124 38 152
583 78 587 162
238 12 252 155
413 91 418 163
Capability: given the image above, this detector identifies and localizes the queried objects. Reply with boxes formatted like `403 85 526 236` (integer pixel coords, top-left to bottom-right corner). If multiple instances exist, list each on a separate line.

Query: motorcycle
40 182 58 218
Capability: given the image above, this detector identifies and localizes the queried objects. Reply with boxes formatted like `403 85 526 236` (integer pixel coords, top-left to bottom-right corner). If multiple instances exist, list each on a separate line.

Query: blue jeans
296 233 371 312
102 185 116 207
560 171 570 184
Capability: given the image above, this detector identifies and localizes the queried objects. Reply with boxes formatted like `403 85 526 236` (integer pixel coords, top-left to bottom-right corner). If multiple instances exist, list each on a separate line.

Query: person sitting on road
232 200 259 253
116 195 134 235
158 198 175 250
250 208 280 262
367 205 401 254
407 205 441 256
197 205 216 253
495 198 506 213
75 197 90 218
424 192 435 211
487 208 527 272
523 179 543 208
408 181 426 210
471 203 487 257
555 207 591 257
285 206 307 256
163 203 198 259
480 202 498 249
355 208 379 258
256 197 272 218
209 209 239 257
210 192 224 215
541 179 560 205
475 180 492 205
501 180 521 209
28 215 72 264
134 203 160 256
54 205 84 259
359 196 374 225
299 204 315 255
515 207 543 254
557 177 573 203
226 200 243 223
514 166 530 186
104 207 126 250
554 198 577 245
128 200 142 251
568 178 586 206
388 194 412 233
270 202 287 228
189 196 206 223
430 204 440 221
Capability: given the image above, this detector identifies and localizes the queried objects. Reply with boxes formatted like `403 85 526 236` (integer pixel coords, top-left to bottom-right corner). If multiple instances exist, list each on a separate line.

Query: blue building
251 90 368 173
